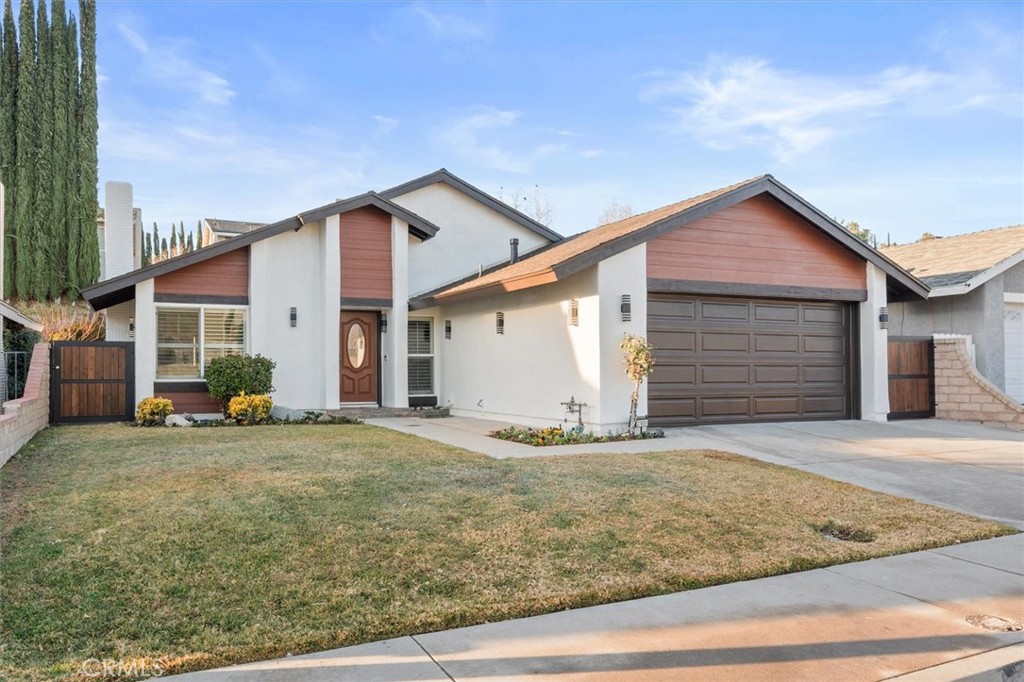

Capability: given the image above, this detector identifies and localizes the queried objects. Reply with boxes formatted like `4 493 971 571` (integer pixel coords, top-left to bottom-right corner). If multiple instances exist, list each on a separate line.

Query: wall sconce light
128 316 135 339
621 294 632 322
569 299 579 326
445 320 452 339
496 312 504 335
878 306 889 330
289 307 297 327
380 313 388 333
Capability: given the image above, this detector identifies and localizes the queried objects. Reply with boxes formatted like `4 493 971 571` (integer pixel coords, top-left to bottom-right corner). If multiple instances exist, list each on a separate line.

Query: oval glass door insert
347 323 366 369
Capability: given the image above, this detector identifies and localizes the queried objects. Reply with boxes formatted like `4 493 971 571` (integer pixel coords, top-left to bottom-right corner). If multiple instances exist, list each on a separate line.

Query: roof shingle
881 225 1024 281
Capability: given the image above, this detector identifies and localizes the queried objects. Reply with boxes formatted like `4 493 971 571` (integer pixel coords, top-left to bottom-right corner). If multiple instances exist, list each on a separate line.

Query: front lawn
0 424 1012 680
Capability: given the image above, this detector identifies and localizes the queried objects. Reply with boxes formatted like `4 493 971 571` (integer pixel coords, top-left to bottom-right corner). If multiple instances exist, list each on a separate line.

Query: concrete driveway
668 419 1024 530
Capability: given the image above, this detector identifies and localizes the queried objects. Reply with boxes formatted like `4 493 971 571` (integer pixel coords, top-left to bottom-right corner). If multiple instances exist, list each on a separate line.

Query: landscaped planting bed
0 424 1013 680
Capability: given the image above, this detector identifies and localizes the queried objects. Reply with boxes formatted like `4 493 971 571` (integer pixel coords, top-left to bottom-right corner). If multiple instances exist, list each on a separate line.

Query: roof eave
925 249 1024 298
0 300 43 331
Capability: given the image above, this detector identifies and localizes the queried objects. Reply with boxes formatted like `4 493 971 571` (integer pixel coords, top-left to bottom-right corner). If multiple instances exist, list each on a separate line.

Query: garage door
1005 301 1024 403
647 294 855 426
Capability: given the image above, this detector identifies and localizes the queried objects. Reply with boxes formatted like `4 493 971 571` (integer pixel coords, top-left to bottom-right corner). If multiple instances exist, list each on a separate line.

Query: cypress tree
63 10 78 292
177 221 185 254
186 232 194 253
49 0 71 294
32 0 54 299
13 0 36 298
0 0 17 294
74 0 98 291
160 237 167 261
169 222 177 256
196 220 203 249
143 231 152 266
152 222 160 263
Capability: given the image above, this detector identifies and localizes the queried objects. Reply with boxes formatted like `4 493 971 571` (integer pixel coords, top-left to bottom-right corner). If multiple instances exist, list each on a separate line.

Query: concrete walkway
170 534 1024 681
166 417 1023 681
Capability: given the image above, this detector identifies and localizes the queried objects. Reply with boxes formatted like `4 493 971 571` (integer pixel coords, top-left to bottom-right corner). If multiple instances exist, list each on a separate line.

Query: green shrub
136 397 174 426
205 354 276 411
3 327 41 353
228 392 273 425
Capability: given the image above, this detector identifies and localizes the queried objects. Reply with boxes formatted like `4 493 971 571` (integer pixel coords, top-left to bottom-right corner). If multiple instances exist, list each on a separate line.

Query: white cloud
642 48 1020 162
117 21 235 106
580 149 605 159
437 107 529 173
372 115 400 135
411 3 488 41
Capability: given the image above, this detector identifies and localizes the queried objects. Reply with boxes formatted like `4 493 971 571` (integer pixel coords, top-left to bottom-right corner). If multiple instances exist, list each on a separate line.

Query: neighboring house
883 225 1024 403
82 170 926 429
202 218 265 246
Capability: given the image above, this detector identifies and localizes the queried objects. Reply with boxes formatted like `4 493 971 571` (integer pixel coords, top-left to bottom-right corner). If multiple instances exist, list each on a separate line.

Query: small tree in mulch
620 333 655 436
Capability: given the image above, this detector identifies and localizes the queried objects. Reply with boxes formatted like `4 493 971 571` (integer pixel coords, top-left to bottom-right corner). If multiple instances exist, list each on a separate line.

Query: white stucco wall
249 221 330 410
381 217 410 408
859 261 890 421
392 183 552 296
134 280 156 405
437 268 607 429
597 245 649 429
104 301 135 342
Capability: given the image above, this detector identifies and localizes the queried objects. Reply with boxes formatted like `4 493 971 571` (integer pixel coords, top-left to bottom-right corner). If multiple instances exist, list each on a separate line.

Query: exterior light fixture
380 313 388 333
128 316 135 338
445 320 452 339
569 299 579 326
496 312 504 335
621 294 632 322
879 306 889 330
289 307 297 327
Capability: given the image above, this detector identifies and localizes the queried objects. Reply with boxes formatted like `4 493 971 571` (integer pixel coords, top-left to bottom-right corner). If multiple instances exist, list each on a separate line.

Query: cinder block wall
934 336 1023 430
0 343 50 467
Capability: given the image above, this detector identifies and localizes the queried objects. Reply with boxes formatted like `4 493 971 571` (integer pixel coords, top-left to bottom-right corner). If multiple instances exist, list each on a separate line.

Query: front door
340 311 378 404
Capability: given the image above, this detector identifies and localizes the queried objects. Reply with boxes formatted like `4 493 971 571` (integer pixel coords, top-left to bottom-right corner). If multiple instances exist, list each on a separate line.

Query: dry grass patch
1 424 1013 680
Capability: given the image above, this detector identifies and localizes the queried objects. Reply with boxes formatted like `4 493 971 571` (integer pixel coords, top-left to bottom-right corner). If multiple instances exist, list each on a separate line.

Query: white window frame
155 304 249 381
407 316 435 397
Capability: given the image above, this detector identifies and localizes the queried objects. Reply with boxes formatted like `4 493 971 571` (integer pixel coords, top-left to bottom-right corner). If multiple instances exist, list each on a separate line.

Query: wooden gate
50 341 134 424
888 337 934 419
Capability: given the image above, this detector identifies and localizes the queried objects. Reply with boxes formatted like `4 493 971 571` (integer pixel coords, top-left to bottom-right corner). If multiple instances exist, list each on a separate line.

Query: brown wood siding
340 207 392 300
887 337 935 419
155 389 221 414
647 195 866 292
51 342 133 422
155 247 249 299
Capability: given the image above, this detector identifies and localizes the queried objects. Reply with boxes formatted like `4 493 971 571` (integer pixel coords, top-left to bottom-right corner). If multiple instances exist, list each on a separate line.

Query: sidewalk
169 534 1024 681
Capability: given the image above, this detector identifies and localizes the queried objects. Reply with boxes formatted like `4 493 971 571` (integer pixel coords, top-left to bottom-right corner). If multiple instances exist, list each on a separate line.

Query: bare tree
497 184 554 226
597 202 634 225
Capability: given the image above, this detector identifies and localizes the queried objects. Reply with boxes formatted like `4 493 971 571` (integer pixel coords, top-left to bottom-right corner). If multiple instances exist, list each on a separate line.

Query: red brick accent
1 343 51 466
933 337 1023 430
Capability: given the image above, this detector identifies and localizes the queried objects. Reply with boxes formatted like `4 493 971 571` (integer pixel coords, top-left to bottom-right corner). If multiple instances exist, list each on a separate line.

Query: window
156 306 247 380
408 318 434 396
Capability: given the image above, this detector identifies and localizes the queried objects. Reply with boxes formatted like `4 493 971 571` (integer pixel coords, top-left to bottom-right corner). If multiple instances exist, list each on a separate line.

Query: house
81 170 926 429
883 226 1024 403
202 218 265 246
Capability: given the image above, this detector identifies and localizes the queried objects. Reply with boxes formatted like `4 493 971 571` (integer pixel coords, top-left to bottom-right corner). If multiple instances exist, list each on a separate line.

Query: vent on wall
496 312 504 335
569 299 579 326
621 294 632 322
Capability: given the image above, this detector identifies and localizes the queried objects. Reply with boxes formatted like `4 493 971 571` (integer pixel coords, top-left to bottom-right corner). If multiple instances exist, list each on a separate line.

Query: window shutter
204 309 246 366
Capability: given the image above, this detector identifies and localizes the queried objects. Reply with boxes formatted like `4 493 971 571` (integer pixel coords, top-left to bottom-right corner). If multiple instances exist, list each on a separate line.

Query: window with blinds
157 309 200 378
408 318 433 396
156 306 247 380
204 308 246 367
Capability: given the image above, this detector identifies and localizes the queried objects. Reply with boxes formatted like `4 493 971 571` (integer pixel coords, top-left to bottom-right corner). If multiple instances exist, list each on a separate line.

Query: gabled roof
380 168 563 243
881 225 1024 297
83 192 441 311
416 175 929 307
0 300 42 331
203 218 265 235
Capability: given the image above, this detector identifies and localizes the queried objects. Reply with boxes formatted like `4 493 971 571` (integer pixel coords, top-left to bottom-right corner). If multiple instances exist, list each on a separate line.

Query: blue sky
91 1 1023 243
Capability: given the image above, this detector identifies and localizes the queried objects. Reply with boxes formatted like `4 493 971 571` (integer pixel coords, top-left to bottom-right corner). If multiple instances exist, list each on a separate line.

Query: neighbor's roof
416 175 929 306
83 192 441 311
881 225 1024 290
0 300 42 331
204 218 265 235
380 168 563 243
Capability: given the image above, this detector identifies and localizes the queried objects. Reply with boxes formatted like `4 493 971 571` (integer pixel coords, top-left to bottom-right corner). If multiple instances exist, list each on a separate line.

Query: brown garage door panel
648 294 854 426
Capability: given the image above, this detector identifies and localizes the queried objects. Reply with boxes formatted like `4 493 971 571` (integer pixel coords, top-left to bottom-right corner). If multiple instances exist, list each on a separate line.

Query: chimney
510 238 519 264
103 181 136 279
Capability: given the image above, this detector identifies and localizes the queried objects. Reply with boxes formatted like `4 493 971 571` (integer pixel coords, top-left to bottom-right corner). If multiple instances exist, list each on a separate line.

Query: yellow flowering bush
227 392 273 425
136 397 174 426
